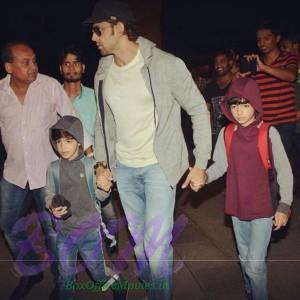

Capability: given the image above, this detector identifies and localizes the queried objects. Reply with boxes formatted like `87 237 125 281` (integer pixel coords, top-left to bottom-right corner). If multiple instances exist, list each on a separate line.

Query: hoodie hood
220 77 262 124
49 115 84 159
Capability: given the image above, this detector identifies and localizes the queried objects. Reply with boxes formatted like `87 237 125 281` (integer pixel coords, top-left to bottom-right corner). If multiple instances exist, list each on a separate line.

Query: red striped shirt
253 53 298 125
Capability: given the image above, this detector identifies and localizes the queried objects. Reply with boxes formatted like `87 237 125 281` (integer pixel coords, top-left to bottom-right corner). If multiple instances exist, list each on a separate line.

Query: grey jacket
94 37 211 186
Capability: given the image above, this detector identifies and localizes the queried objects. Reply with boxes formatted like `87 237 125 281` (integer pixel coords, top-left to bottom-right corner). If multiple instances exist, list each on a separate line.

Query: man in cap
84 1 211 299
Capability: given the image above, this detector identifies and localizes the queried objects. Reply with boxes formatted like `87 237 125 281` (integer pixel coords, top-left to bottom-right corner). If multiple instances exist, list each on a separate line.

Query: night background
0 0 300 85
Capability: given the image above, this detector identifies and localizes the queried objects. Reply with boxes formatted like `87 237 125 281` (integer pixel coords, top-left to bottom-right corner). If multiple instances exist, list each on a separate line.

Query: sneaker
9 272 44 300
101 274 128 300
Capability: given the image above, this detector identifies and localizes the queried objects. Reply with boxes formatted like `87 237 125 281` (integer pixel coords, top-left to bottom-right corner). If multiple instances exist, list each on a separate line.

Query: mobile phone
239 57 257 74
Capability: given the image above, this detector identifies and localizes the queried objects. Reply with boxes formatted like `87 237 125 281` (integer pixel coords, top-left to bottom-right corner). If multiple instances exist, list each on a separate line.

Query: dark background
0 0 299 85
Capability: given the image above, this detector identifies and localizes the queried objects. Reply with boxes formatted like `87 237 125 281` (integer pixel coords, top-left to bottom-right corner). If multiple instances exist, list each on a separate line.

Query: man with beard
84 1 211 299
59 45 97 151
203 50 234 145
59 45 119 256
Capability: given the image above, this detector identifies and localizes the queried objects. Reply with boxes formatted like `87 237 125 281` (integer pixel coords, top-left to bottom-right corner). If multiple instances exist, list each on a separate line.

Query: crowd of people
0 0 298 300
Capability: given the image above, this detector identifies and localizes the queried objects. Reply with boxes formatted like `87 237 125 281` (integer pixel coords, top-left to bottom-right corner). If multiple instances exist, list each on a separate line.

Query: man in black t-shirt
203 50 234 140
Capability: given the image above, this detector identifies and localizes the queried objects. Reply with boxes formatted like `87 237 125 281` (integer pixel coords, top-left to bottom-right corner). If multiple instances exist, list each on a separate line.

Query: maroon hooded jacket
220 78 273 220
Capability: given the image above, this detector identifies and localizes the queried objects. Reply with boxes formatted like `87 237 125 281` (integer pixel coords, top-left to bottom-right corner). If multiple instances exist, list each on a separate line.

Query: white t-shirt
103 49 158 167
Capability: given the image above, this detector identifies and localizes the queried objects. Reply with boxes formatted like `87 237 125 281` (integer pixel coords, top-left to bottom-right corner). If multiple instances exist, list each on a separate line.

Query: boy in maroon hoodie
205 77 293 300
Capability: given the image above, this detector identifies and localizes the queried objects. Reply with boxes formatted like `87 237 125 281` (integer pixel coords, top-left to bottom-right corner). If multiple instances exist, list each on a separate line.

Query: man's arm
170 58 211 191
170 57 212 169
246 54 298 82
257 56 297 82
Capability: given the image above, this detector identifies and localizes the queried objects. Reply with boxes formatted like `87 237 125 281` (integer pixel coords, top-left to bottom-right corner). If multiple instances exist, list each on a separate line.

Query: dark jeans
274 122 296 158
0 178 57 276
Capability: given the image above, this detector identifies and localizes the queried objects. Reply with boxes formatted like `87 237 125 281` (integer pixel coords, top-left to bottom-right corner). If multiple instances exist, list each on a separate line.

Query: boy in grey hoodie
45 115 127 300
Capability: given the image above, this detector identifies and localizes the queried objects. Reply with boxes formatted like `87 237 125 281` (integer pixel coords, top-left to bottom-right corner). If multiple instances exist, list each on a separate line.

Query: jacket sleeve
45 165 55 210
206 128 228 183
170 58 211 169
269 127 293 212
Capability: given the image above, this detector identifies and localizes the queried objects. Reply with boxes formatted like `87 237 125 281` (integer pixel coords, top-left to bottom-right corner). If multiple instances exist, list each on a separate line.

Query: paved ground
0 142 300 299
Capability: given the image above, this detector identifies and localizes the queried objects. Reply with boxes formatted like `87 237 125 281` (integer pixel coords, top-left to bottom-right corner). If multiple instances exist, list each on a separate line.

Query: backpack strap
224 123 236 157
257 121 271 171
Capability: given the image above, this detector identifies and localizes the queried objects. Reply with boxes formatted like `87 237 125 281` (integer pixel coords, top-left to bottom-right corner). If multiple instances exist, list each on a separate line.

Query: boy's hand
181 167 207 192
273 211 289 231
50 206 68 218
95 162 113 192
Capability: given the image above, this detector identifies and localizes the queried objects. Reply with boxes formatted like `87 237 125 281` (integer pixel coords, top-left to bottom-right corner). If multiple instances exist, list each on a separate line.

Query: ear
4 62 12 74
59 65 63 74
276 35 281 44
82 63 86 74
116 21 125 35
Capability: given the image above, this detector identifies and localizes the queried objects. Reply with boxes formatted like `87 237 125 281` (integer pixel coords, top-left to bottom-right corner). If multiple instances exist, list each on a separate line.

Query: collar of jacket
95 36 155 81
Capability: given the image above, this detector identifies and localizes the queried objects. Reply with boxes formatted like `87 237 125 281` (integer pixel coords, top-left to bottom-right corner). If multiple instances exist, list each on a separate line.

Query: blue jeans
116 162 176 300
232 216 273 300
0 178 57 276
57 229 107 300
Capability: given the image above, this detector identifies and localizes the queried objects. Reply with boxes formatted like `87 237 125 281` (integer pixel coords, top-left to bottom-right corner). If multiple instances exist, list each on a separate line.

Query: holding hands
94 161 113 192
50 206 69 218
181 166 208 192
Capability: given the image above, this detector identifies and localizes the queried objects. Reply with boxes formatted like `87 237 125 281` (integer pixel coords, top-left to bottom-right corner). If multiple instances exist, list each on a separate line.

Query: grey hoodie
46 116 109 234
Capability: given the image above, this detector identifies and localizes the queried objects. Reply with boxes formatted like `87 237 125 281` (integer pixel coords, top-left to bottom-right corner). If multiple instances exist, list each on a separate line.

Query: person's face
5 44 38 85
60 53 85 83
91 21 122 56
256 29 280 55
214 54 233 77
55 137 80 160
230 102 256 127
280 40 296 55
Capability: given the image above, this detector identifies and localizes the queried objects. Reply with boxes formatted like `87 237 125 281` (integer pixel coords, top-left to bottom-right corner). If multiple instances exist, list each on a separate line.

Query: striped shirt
253 53 298 125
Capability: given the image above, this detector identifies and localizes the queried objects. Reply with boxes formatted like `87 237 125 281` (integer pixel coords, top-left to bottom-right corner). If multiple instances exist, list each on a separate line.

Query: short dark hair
214 49 234 62
51 129 76 142
108 18 139 42
1 41 33 65
280 32 300 44
59 44 85 66
228 97 250 107
256 20 281 37
123 22 139 41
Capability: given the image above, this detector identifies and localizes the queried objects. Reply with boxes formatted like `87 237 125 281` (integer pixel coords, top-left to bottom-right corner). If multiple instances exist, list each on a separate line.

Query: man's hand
50 206 68 218
273 211 289 231
181 166 207 192
95 162 113 192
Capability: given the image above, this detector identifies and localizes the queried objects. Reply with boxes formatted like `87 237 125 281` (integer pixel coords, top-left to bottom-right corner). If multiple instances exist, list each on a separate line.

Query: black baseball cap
83 0 136 24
